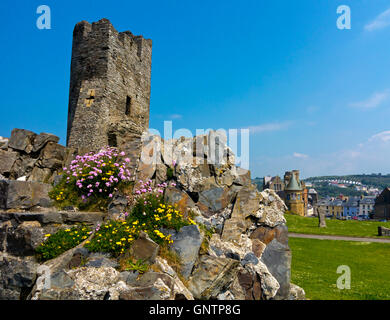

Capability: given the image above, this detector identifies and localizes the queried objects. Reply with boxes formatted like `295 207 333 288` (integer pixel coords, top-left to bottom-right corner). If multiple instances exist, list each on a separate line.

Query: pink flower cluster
61 147 132 200
134 180 177 197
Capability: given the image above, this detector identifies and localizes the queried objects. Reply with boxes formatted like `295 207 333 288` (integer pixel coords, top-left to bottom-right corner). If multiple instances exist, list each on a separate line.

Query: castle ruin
66 19 152 164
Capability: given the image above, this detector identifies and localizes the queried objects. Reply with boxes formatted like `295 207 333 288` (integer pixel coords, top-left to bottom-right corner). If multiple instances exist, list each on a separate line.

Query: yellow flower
44 234 51 237
65 229 71 232
116 242 122 245
85 241 90 244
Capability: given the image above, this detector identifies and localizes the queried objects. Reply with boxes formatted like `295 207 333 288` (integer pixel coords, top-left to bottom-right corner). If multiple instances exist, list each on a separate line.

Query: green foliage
123 259 149 274
166 167 174 180
35 225 91 262
311 182 367 199
286 213 390 238
290 238 390 300
198 222 215 239
84 220 137 256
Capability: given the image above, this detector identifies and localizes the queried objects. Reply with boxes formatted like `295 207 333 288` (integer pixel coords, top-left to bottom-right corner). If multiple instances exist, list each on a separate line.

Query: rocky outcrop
0 129 302 300
0 129 75 183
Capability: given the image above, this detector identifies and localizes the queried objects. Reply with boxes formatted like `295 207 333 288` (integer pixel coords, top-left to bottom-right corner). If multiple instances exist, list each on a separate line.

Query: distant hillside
304 174 390 190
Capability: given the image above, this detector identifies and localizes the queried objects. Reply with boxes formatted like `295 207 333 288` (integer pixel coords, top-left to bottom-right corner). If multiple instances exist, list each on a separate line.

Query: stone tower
284 170 305 216
66 19 152 158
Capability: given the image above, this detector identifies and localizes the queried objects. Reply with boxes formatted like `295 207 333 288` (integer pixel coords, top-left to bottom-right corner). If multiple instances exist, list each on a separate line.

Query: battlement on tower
66 18 152 160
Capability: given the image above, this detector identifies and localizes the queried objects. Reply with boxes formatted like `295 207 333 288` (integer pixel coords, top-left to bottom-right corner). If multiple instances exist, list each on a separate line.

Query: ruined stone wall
66 19 152 156
0 129 74 184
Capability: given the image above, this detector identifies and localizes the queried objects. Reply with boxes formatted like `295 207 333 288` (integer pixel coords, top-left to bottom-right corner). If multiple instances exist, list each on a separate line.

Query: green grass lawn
286 214 390 238
289 237 390 300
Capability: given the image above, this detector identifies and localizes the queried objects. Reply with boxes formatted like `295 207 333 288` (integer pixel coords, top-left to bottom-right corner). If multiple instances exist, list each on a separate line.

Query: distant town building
308 188 318 205
317 197 343 218
315 195 374 220
284 171 305 216
263 175 284 192
342 197 360 219
263 170 307 216
359 195 375 218
374 188 390 220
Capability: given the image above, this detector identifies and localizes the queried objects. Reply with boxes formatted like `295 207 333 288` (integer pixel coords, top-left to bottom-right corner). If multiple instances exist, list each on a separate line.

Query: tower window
125 96 131 115
108 132 117 147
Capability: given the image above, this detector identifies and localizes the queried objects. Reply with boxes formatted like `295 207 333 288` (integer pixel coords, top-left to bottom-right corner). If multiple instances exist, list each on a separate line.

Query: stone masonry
66 18 152 169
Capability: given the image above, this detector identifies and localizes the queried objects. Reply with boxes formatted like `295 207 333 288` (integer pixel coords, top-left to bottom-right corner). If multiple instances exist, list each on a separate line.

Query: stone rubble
0 129 305 300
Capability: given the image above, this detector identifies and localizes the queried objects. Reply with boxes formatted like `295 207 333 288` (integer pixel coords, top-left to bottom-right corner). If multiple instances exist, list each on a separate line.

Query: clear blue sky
1 0 390 178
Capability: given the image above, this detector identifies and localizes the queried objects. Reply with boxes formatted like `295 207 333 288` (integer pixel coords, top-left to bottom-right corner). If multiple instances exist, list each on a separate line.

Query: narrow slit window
125 96 131 115
108 132 117 147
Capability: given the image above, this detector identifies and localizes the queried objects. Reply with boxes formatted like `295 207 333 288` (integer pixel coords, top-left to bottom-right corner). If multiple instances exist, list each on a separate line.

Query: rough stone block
8 128 37 154
60 211 106 224
197 187 235 217
164 187 195 217
0 150 18 175
28 167 53 183
39 142 67 170
32 133 60 153
129 232 159 264
167 225 203 279
260 238 291 300
3 180 52 210
6 221 44 256
0 255 39 300
188 255 239 299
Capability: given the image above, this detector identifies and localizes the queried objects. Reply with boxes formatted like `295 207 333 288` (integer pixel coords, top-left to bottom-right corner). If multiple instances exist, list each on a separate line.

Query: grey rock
119 271 139 285
119 271 175 300
197 187 233 215
0 150 18 175
107 192 128 215
225 251 241 261
3 180 52 210
6 221 44 256
85 256 119 269
33 266 122 300
188 255 239 299
38 211 63 224
61 211 106 224
164 187 195 216
28 167 53 183
38 142 67 170
50 270 75 288
260 239 291 300
222 184 260 244
129 231 159 264
228 266 262 300
32 133 60 153
241 252 259 266
0 255 38 300
167 225 203 278
8 128 37 154
11 155 37 180
288 283 306 300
